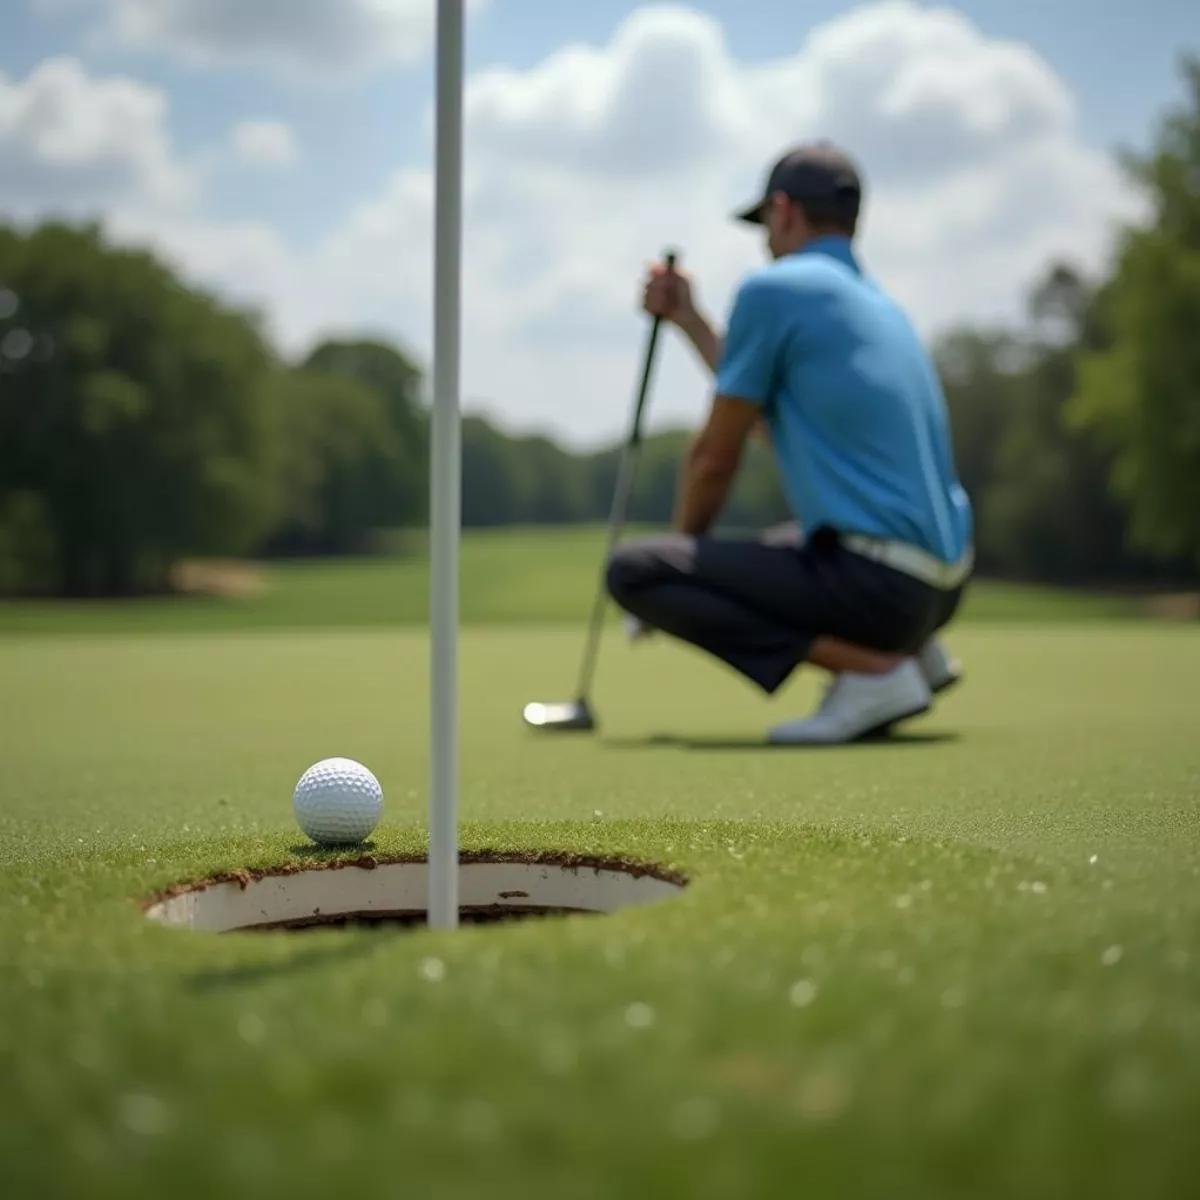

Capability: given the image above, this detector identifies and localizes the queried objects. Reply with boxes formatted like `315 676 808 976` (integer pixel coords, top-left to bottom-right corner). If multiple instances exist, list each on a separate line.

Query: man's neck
786 234 859 269
800 231 852 251
773 231 853 260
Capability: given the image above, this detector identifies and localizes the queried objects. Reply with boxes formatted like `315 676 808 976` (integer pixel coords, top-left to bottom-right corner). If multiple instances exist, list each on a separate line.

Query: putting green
1 622 1198 1198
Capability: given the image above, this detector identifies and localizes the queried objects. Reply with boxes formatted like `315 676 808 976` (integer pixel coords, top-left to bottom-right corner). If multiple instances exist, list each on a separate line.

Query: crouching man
607 142 972 744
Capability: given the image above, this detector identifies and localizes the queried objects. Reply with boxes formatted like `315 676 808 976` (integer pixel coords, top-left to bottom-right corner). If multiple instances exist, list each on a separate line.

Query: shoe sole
771 699 934 746
930 670 962 696
855 701 933 742
768 666 960 746
867 670 961 740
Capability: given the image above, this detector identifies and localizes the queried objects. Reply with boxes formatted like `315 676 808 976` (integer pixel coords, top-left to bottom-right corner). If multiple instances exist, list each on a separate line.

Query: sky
1 0 1196 447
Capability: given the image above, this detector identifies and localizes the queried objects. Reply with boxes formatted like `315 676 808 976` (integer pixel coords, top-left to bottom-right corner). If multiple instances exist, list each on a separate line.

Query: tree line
1 56 1198 598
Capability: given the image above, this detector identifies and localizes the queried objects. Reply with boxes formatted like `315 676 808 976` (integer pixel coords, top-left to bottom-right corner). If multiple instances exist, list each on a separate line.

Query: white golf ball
293 757 383 846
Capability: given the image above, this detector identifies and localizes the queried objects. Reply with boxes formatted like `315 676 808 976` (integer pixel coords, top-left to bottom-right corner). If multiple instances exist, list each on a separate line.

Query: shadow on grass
185 937 385 994
603 730 961 752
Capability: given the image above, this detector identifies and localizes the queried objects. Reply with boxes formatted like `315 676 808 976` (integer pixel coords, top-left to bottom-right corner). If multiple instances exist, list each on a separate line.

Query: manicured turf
0 526 1145 636
2 587 1198 1197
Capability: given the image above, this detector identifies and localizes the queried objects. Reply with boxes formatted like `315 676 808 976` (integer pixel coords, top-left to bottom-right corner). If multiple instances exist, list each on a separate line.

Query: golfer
605 141 974 744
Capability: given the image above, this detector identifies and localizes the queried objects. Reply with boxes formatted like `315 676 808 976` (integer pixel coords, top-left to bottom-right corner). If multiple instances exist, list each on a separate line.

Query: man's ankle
810 635 904 676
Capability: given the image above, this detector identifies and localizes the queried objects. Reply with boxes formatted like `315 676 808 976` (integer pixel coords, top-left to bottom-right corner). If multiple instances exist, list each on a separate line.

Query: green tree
0 491 55 595
579 426 788 532
626 430 689 525
1068 55 1200 566
977 265 1134 582
933 326 1028 539
0 221 276 596
461 415 526 526
580 429 685 527
262 368 408 556
301 337 427 523
507 433 589 523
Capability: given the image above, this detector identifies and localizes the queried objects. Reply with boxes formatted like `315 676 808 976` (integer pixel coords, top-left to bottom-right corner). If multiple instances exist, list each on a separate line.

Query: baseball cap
733 141 863 225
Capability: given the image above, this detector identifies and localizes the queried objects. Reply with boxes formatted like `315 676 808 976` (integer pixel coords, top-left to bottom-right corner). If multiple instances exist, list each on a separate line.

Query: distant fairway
0 525 1148 636
1 529 1198 1199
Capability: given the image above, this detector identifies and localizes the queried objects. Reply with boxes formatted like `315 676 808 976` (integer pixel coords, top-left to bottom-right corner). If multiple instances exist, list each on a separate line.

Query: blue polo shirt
715 236 972 563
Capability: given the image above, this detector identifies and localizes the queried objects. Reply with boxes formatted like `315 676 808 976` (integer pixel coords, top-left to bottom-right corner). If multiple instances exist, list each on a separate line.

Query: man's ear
783 194 809 239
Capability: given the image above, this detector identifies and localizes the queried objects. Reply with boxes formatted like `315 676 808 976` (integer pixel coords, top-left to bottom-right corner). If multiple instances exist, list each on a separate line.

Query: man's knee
605 541 650 606
605 535 693 606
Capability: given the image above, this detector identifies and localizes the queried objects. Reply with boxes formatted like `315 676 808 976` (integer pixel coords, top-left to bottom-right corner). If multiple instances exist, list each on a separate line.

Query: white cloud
49 0 485 81
231 120 300 169
271 1 1138 443
0 56 192 214
6 3 1144 447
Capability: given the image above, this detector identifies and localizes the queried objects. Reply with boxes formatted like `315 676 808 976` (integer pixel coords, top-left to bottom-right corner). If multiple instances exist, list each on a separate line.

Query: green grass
0 526 1145 636
2 590 1199 1196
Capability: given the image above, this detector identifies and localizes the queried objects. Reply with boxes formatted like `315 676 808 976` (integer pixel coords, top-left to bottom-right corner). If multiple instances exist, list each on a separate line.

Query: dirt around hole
140 851 689 935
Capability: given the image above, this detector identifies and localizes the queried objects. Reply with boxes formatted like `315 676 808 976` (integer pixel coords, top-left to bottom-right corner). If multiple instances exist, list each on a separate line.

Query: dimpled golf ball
293 757 383 846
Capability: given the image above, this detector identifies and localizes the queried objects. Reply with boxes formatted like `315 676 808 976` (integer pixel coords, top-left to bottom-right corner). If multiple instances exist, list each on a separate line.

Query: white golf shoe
767 659 933 745
918 639 962 694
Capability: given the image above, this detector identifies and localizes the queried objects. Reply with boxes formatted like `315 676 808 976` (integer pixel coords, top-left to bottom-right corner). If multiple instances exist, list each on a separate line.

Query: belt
842 534 974 590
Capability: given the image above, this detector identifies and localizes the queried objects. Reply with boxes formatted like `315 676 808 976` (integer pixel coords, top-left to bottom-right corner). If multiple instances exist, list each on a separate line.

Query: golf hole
141 853 687 934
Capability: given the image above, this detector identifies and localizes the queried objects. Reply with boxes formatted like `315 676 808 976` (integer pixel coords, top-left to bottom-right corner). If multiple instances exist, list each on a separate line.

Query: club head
521 697 597 733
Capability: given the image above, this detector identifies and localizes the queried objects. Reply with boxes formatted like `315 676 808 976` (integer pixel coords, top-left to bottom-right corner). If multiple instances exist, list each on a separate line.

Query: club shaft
573 406 648 699
573 259 674 700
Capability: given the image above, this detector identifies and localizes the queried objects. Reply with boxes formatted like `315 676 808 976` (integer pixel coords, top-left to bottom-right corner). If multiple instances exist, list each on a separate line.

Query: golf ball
293 757 383 846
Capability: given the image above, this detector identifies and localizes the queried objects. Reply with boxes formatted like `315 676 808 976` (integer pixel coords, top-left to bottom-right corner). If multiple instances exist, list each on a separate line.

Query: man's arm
671 395 762 535
641 260 724 375
672 269 786 537
676 311 724 376
642 262 779 536
674 315 771 445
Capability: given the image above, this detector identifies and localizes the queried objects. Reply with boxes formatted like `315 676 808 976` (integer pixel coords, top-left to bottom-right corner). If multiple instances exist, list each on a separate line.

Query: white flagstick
428 0 464 930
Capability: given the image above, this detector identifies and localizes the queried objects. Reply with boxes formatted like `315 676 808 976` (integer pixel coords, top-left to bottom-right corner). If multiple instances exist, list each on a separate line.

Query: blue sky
1 1 1196 444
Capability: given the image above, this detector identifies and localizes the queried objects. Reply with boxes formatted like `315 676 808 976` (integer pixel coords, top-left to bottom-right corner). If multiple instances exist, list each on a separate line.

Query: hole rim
139 850 689 934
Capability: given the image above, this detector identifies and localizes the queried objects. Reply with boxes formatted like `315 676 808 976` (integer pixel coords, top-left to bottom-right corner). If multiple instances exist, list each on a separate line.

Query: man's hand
642 258 698 326
624 613 653 642
641 258 723 374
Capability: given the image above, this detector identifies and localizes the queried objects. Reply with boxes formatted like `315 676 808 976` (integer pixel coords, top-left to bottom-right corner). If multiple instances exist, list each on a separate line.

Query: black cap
733 141 862 225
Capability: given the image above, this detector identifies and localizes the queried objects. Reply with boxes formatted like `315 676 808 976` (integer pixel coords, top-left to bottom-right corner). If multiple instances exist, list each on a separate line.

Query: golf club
522 248 679 733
